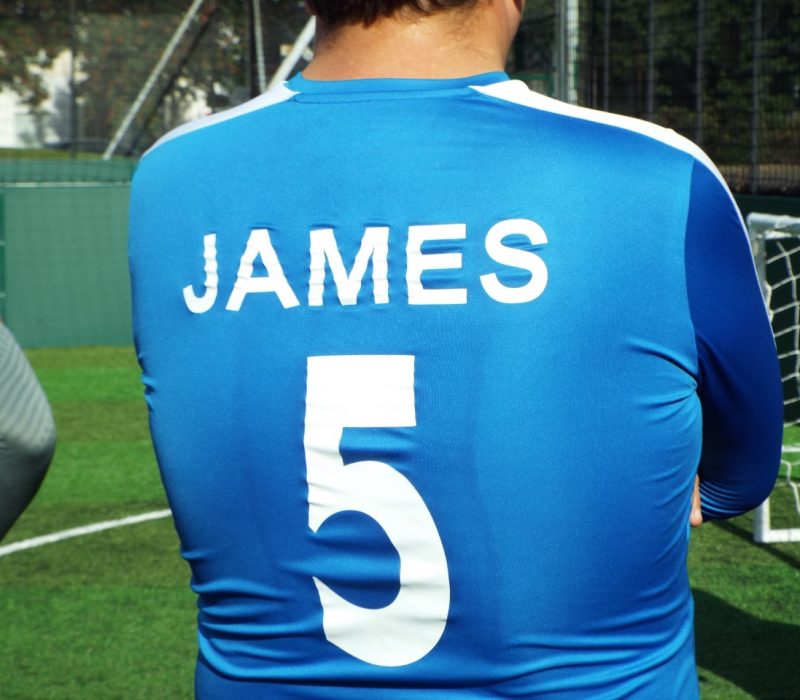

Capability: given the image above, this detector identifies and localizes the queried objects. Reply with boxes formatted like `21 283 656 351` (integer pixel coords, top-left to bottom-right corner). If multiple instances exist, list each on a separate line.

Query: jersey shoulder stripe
143 83 296 158
473 79 746 232
471 80 731 197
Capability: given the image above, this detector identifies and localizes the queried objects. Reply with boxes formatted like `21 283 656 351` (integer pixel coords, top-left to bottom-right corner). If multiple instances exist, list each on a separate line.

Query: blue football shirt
129 71 782 698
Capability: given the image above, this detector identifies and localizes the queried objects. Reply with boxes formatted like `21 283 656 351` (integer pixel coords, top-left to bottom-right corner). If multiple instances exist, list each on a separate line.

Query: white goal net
748 212 800 543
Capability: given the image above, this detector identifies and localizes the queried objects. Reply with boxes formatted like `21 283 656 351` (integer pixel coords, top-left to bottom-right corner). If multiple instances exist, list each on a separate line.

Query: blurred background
0 0 797 188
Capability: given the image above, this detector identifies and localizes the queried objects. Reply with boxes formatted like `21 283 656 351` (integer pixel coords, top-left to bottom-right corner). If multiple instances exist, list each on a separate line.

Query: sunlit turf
0 346 195 699
0 346 797 698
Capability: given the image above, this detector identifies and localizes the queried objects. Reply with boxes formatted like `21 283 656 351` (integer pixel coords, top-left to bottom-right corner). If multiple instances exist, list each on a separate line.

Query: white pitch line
0 509 172 558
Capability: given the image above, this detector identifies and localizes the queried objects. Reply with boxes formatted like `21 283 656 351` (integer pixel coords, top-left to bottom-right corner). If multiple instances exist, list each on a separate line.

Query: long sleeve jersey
129 72 783 699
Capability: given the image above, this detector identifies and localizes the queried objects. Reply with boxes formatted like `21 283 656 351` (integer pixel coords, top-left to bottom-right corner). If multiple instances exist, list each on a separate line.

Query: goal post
747 212 800 543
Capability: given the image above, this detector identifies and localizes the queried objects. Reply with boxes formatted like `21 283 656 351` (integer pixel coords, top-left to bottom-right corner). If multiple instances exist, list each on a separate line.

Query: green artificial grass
690 513 800 699
0 346 195 699
2 522 196 700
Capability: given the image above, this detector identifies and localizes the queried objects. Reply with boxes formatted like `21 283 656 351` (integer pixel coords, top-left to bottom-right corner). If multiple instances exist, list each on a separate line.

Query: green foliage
0 0 308 153
569 0 800 193
0 1 170 106
0 1 70 106
2 1 797 171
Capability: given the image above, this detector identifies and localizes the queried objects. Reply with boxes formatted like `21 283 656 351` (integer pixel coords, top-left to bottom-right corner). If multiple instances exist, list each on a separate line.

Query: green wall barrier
0 182 132 347
0 158 135 185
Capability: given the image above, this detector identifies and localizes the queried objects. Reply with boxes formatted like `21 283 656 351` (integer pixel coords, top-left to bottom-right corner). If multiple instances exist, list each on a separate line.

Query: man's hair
307 0 478 27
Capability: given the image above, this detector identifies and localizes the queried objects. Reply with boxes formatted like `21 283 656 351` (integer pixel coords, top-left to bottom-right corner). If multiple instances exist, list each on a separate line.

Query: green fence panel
0 192 5 323
0 158 136 185
1 183 132 347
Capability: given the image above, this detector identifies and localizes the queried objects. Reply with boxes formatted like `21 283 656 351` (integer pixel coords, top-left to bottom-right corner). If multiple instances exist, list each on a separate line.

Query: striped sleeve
0 324 56 539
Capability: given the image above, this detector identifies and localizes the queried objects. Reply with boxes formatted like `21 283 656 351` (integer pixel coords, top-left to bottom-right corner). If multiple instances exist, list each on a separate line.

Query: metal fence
0 0 798 194
512 0 800 195
0 0 311 159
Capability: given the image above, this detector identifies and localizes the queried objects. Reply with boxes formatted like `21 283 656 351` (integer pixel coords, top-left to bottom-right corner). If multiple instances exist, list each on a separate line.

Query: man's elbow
26 427 56 472
699 451 781 520
6 418 56 475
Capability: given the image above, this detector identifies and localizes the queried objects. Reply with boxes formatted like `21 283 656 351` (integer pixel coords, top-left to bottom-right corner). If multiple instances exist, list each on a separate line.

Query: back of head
306 0 478 27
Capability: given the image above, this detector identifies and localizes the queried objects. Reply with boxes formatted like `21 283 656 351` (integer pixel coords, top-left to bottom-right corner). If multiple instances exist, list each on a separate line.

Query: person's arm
690 476 702 527
685 159 783 521
0 324 55 540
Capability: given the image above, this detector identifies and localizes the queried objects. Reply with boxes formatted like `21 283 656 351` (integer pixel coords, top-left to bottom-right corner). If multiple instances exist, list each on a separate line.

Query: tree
0 1 71 106
0 0 309 153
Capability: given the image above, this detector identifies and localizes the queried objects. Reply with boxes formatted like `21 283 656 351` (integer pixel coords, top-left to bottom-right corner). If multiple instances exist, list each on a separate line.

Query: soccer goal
748 212 800 543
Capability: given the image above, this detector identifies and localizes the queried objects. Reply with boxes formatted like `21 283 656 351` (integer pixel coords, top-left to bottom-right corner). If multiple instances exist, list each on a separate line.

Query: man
0 322 55 540
129 0 782 696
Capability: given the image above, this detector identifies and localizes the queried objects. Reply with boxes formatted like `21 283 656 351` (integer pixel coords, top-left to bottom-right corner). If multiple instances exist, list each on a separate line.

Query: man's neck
303 3 515 81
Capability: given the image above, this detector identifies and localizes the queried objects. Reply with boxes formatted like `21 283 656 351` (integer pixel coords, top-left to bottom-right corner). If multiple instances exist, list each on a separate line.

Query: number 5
304 355 450 667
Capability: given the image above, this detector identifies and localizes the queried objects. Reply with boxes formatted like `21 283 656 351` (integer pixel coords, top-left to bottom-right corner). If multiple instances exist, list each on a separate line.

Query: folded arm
685 160 783 521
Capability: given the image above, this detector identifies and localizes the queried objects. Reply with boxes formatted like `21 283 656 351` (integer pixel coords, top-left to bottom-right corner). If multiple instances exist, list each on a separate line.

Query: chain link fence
511 0 800 195
0 0 310 161
0 0 798 194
